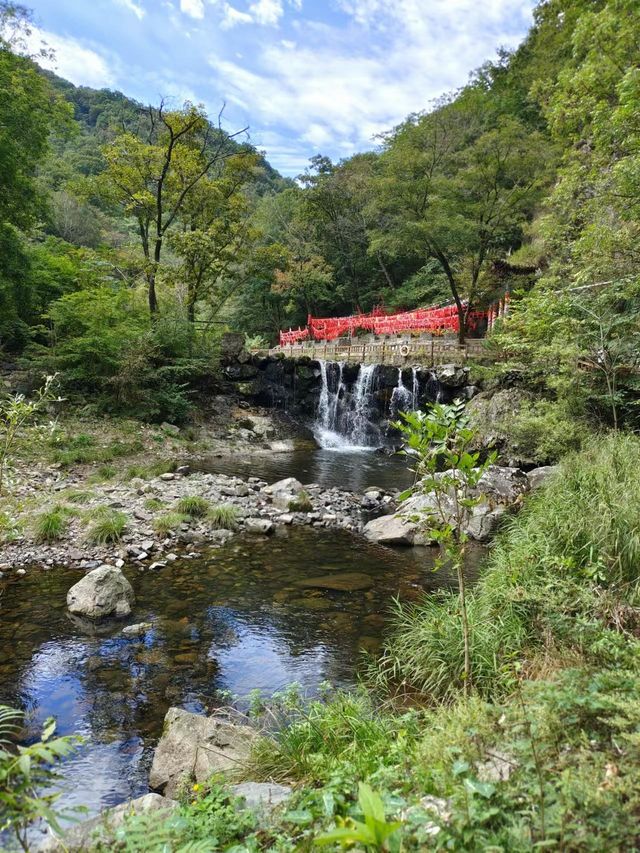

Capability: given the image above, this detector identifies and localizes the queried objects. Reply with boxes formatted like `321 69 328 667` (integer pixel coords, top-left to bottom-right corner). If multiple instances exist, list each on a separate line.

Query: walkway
254 337 487 367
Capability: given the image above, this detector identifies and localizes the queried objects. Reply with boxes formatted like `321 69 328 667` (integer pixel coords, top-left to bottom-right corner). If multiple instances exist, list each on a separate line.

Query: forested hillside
1 0 638 432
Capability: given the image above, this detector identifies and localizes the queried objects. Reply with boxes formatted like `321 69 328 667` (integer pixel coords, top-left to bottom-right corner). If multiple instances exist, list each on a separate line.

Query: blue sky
28 0 537 176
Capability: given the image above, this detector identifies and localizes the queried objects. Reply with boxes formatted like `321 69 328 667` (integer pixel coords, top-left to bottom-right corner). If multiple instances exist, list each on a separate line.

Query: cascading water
314 361 380 449
390 368 414 417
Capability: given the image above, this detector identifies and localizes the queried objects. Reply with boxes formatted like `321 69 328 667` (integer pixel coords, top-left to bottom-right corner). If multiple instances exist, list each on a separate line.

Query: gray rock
66 566 135 620
160 422 180 436
264 477 305 510
149 708 258 798
122 621 153 637
363 514 419 546
434 363 469 388
231 782 292 813
36 793 177 852
527 465 558 490
245 518 275 535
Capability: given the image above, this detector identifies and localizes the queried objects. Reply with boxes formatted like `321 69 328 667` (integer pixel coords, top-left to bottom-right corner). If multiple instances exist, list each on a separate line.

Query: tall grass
373 433 640 702
176 495 209 518
208 504 240 530
33 506 68 543
84 507 127 544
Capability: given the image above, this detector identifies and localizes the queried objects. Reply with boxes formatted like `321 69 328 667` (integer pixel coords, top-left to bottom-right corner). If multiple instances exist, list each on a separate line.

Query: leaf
358 781 386 826
463 777 496 799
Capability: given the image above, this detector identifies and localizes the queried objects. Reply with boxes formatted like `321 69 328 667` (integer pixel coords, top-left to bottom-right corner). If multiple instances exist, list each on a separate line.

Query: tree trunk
147 270 158 314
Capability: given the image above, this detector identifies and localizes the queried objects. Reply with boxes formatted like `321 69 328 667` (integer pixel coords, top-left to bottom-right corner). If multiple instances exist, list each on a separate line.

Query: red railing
278 299 509 346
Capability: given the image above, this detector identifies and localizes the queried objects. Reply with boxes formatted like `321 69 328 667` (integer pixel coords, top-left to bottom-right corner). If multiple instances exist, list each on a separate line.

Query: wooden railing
252 337 488 366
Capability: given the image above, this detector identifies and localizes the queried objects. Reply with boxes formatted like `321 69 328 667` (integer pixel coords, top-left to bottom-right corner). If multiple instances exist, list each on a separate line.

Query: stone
278 513 294 525
527 465 558 490
36 793 177 852
66 566 135 620
149 708 258 798
434 363 468 388
296 572 374 592
160 422 180 436
231 782 292 813
245 518 275 535
264 477 305 510
476 749 516 782
122 621 153 637
159 473 175 481
363 514 419 546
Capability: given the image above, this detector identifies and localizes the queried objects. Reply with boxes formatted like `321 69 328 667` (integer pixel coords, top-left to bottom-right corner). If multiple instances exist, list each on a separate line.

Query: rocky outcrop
149 708 258 798
263 477 305 511
66 565 135 619
364 465 530 546
466 386 535 465
36 793 177 852
527 465 558 490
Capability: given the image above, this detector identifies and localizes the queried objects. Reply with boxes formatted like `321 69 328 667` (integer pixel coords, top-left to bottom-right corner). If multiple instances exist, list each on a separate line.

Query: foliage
0 374 59 494
375 432 640 701
33 505 67 542
394 402 496 695
316 782 402 851
176 495 209 519
208 503 240 530
152 511 185 537
84 507 127 544
0 705 81 852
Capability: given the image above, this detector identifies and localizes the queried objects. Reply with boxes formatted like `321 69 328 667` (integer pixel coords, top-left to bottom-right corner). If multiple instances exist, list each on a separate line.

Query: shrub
374 433 640 701
176 495 209 518
208 504 240 530
34 506 67 543
84 507 127 544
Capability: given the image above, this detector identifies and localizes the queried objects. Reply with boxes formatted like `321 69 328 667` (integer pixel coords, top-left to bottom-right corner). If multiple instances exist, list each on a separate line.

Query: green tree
101 102 247 314
373 101 550 342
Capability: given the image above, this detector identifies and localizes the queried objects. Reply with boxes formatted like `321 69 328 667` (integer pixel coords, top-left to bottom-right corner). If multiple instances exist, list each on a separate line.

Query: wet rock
122 621 153 637
245 518 275 535
296 572 374 592
36 793 178 852
231 782 292 813
66 565 135 620
149 707 258 798
434 363 468 389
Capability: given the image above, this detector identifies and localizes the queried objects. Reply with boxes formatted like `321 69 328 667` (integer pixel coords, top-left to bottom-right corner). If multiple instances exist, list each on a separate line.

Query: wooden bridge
253 336 488 367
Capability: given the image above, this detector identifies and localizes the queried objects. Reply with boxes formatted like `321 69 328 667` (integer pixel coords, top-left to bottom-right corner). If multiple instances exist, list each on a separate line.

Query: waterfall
390 368 414 417
411 367 419 408
314 361 380 449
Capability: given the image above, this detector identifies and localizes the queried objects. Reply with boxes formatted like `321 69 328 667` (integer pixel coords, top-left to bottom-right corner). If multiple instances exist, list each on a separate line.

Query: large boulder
433 364 469 389
66 566 134 620
264 477 305 511
149 708 258 798
363 514 421 546
527 465 559 490
36 794 177 852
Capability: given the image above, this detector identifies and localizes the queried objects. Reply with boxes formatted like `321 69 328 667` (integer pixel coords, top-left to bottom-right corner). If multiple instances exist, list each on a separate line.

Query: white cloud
115 0 145 19
221 3 253 28
26 28 116 88
180 0 205 18
249 0 283 26
220 0 286 28
210 0 535 173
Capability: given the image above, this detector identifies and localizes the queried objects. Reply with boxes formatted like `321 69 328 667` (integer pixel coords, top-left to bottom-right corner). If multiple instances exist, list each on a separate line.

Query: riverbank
25 432 640 852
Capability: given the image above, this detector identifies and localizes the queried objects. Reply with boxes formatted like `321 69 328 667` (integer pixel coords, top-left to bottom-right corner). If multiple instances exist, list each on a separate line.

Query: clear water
195 447 413 493
0 527 484 824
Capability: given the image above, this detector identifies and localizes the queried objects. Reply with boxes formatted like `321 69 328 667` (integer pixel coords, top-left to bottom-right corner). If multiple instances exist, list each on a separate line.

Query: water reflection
194 447 413 493
0 527 483 821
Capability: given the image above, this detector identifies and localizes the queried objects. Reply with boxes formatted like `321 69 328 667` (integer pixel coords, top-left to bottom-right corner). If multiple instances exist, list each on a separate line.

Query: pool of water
0 527 483 826
195 447 413 493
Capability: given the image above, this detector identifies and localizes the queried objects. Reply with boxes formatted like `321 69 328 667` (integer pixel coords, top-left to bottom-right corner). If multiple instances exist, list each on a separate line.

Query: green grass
372 432 640 701
153 511 185 537
50 435 144 467
144 497 165 511
63 489 95 504
176 495 210 518
84 507 127 545
287 490 314 512
33 506 68 543
208 504 240 530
